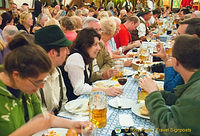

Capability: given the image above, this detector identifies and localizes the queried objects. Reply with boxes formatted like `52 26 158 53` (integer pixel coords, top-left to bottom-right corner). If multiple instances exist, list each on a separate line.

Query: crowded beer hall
0 0 200 135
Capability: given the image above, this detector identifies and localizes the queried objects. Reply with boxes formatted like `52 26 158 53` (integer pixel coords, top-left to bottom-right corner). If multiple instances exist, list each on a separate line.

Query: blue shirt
164 67 184 93
108 37 117 52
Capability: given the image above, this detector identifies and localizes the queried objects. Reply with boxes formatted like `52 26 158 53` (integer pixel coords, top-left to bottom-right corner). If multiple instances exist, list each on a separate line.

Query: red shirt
114 24 132 49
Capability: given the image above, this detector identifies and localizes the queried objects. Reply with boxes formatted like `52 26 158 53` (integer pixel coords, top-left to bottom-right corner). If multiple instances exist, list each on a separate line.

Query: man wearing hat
34 25 72 115
132 8 152 41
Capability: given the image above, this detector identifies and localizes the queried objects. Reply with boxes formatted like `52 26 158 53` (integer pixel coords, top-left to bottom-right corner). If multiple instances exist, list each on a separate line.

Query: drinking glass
89 91 107 128
81 122 96 136
112 60 124 81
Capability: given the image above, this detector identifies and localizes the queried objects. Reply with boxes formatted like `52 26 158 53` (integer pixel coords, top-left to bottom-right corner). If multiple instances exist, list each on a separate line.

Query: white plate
108 97 134 109
65 99 89 115
33 128 68 136
131 101 150 119
123 69 136 76
93 80 121 88
155 81 164 90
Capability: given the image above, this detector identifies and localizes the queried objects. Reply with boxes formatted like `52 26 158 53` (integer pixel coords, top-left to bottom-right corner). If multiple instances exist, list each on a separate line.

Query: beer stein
89 91 107 128
112 59 124 81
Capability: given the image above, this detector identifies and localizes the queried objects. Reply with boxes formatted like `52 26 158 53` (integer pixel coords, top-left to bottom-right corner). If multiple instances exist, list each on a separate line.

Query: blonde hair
42 7 52 19
70 16 82 30
44 18 60 27
100 17 116 35
19 11 32 25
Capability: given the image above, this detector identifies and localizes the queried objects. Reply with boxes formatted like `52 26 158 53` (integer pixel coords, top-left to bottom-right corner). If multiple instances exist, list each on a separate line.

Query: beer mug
112 60 123 81
89 91 107 128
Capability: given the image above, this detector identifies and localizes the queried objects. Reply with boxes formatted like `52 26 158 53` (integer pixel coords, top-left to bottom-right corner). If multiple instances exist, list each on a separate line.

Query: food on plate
152 72 165 80
94 81 120 88
42 130 62 136
66 129 78 136
135 60 144 64
134 73 140 79
140 105 149 116
137 89 148 102
65 99 89 115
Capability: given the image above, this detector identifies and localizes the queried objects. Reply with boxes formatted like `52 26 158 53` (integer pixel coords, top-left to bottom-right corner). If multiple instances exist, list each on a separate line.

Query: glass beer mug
112 60 123 81
89 91 107 128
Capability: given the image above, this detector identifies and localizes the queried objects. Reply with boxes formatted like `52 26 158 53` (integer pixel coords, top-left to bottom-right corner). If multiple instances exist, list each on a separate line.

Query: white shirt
36 68 67 112
122 1 133 8
147 0 154 10
136 17 147 38
64 53 92 96
149 16 155 26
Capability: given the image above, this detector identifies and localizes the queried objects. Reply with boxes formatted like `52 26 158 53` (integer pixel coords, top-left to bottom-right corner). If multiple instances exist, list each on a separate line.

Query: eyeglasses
28 78 46 87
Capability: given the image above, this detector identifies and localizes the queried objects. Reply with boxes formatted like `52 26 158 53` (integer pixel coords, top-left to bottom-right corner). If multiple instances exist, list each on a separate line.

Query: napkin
119 114 134 126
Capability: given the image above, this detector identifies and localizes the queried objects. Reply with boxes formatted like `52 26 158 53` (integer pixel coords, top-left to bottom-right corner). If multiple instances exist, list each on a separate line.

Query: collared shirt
108 37 117 52
65 53 92 95
145 69 200 135
0 80 41 136
114 24 132 48
36 68 67 112
122 1 133 8
136 17 147 38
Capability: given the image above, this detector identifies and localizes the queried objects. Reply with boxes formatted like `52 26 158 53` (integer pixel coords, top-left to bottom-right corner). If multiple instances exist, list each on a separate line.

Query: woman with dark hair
0 12 14 30
0 34 87 135
64 28 123 101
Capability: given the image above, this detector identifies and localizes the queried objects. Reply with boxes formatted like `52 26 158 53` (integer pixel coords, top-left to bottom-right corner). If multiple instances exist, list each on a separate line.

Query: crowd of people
0 0 200 135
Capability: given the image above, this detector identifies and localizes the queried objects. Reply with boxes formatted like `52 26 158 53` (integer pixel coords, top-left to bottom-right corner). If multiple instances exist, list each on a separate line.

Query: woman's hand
139 75 159 94
105 87 123 96
70 121 90 134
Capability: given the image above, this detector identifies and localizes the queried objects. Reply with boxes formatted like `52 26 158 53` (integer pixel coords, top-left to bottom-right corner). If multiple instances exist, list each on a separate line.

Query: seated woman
16 11 34 34
64 28 123 101
60 16 77 42
0 34 86 136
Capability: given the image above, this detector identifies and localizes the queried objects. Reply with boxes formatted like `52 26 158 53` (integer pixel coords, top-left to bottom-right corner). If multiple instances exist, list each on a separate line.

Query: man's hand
139 75 159 94
152 40 168 62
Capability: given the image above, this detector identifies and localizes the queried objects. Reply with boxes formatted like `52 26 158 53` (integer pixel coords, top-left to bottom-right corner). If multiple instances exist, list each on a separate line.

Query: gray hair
83 17 99 28
75 9 82 16
82 8 89 16
110 16 121 25
3 25 18 40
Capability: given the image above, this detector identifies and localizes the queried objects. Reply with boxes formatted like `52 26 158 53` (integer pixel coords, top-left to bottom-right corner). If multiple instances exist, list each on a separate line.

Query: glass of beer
89 91 107 128
112 60 123 81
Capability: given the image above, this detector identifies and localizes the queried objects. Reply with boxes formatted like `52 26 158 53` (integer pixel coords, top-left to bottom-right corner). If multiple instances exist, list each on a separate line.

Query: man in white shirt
106 0 114 11
34 25 72 114
133 8 152 41
122 0 133 12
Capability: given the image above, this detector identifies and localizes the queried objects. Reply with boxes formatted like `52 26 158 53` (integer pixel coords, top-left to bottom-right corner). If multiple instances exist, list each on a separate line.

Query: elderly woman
33 13 48 33
70 16 83 33
60 16 77 42
16 11 33 34
100 17 116 57
64 28 123 101
0 33 87 135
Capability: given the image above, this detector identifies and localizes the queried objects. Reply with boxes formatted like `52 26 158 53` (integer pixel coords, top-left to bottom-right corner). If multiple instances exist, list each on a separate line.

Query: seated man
139 34 200 135
35 25 71 114
152 18 200 92
114 16 141 52
131 8 152 41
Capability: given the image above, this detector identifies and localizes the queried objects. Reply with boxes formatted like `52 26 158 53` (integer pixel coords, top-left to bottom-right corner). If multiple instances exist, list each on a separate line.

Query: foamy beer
112 60 123 81
89 91 107 128
165 44 172 56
